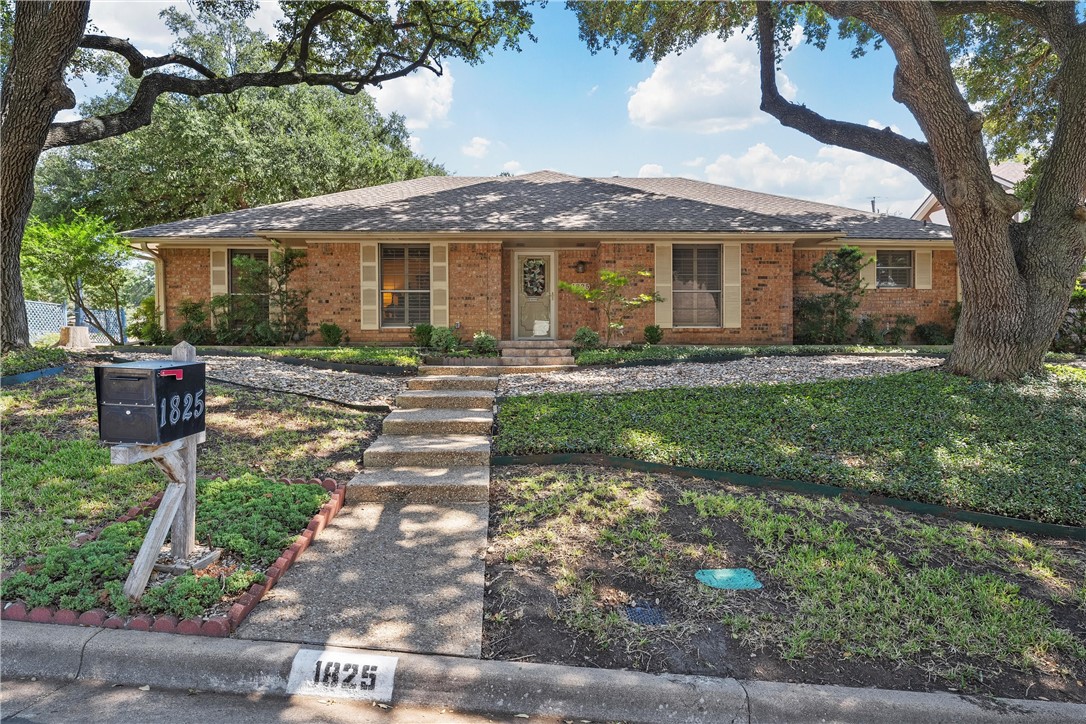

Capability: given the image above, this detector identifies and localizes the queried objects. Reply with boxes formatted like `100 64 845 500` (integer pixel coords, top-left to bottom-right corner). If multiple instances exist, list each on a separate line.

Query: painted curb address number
286 649 398 702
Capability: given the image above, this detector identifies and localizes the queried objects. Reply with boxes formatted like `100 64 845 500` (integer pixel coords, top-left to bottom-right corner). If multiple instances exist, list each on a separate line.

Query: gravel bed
498 355 944 396
119 353 404 407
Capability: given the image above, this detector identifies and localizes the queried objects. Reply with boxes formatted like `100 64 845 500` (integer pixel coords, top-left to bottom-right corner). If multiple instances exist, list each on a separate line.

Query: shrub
885 315 916 345
127 295 172 345
643 324 664 345
914 322 953 345
411 323 434 348
429 326 460 353
174 299 215 345
318 322 346 346
1051 282 1086 354
795 246 870 344
572 326 601 351
854 315 883 345
472 331 499 355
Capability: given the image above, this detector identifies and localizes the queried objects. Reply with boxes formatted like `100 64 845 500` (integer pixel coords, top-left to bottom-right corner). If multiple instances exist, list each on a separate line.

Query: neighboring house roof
911 161 1028 221
125 170 951 241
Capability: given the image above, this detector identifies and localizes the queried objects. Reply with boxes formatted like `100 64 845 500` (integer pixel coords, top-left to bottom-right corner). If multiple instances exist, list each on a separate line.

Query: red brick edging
1 478 346 638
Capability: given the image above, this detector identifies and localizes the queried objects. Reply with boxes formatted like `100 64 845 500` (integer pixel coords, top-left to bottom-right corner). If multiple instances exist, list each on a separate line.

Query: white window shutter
430 242 449 327
722 243 742 328
360 243 380 330
654 243 673 329
915 249 932 289
860 251 877 289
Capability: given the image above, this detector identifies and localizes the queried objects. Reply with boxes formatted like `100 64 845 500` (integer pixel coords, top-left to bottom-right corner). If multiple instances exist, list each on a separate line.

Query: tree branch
79 35 217 78
754 2 941 194
931 0 1074 56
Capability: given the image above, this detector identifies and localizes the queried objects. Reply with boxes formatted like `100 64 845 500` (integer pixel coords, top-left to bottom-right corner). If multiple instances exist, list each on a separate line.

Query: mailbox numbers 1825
158 390 204 428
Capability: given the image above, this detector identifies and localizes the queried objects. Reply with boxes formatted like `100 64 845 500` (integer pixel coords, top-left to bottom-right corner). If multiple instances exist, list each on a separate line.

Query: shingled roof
125 170 951 241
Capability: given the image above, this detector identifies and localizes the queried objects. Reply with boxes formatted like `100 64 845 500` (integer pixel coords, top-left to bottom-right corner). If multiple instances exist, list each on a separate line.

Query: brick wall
555 249 598 339
448 243 503 340
595 242 656 344
161 248 210 332
793 248 958 337
664 243 794 345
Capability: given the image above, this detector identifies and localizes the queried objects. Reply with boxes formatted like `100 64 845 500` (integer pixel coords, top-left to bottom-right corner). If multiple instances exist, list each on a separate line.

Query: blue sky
73 1 935 215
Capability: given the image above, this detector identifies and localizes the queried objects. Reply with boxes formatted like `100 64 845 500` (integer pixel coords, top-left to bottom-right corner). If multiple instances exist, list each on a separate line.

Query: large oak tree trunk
0 1 89 353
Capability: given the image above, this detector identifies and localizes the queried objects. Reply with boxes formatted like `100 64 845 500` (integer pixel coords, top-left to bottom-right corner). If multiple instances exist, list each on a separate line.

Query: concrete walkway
237 368 496 657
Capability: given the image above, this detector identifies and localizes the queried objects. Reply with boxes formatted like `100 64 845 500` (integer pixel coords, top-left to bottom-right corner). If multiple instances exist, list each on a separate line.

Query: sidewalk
3 622 1083 724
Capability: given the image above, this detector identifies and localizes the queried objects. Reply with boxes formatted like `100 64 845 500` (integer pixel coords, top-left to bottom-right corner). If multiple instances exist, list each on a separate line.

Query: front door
514 252 555 339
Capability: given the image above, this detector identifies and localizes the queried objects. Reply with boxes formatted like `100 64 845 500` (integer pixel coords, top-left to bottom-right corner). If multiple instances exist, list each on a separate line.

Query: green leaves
495 367 1086 525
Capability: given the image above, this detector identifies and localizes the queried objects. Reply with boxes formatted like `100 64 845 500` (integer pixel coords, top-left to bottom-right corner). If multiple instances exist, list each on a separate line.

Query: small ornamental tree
21 211 133 344
559 269 663 345
795 246 870 344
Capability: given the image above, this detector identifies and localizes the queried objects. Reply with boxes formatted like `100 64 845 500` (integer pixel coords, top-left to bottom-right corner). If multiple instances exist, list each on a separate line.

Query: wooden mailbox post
96 341 206 599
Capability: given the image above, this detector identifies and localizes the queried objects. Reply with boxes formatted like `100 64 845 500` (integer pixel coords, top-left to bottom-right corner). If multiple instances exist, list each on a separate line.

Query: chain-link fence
25 300 126 345
25 300 67 343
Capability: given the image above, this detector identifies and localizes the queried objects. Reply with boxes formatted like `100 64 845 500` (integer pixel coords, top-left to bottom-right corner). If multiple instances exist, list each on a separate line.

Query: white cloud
502 160 526 175
637 164 670 178
628 34 797 133
461 136 491 159
408 135 423 154
54 109 81 123
681 156 706 167
369 68 454 130
703 142 926 213
587 84 599 97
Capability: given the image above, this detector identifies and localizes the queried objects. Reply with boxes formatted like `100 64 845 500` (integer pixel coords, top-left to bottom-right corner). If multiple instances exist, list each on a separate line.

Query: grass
1 363 378 570
495 366 1086 526
1 347 69 376
487 467 1086 693
109 345 421 367
0 474 326 619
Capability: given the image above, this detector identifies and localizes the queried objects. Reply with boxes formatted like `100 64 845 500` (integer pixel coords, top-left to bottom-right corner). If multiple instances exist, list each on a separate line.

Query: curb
1 622 1082 723
1 478 347 638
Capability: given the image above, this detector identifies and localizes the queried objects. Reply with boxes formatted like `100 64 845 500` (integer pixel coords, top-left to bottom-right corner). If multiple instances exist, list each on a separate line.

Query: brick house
125 171 958 345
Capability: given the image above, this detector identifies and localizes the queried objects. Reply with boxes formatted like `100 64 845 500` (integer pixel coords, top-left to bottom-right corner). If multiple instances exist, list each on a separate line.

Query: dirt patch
484 465 1086 702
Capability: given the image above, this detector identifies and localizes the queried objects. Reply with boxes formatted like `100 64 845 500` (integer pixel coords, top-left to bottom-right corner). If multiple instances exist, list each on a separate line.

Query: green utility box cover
696 568 762 590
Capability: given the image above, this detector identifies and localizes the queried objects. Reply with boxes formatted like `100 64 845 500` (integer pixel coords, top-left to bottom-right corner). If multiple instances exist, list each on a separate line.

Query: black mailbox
95 360 206 444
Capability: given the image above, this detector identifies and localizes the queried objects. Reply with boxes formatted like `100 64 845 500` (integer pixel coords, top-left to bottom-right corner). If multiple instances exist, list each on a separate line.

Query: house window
876 250 913 288
228 249 270 323
673 245 722 327
381 245 430 327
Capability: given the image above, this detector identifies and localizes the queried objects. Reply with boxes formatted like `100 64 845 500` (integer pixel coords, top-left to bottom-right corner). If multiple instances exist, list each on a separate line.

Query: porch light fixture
573 260 587 274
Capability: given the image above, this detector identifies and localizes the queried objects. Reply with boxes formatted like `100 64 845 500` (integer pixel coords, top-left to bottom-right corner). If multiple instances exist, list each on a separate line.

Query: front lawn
485 467 1086 700
0 363 379 570
0 347 69 376
495 366 1086 525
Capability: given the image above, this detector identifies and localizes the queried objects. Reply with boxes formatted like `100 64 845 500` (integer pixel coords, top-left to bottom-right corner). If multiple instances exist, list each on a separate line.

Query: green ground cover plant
485 467 1085 697
0 347 69 376
108 345 421 367
0 475 325 619
1 364 377 569
495 367 1086 525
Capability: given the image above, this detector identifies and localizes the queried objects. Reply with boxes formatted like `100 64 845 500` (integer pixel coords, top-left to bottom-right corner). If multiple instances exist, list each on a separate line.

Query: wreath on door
523 259 546 297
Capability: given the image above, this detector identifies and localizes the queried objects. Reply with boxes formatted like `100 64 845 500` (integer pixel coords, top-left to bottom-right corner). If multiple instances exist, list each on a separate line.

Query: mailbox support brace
110 341 204 599
122 483 185 599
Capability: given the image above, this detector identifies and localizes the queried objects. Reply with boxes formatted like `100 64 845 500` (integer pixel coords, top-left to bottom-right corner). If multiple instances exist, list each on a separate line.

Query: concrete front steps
419 364 576 375
348 466 490 503
395 389 496 409
499 340 575 367
382 408 493 435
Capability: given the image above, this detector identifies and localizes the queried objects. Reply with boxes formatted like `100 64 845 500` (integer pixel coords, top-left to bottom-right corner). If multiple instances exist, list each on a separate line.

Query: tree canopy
1 0 536 352
32 12 445 229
